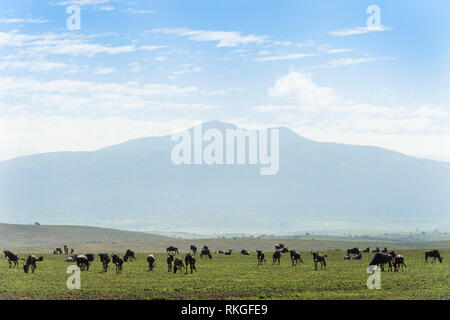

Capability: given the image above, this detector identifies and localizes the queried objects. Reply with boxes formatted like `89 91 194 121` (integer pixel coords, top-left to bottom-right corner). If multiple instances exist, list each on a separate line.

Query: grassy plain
1 246 448 300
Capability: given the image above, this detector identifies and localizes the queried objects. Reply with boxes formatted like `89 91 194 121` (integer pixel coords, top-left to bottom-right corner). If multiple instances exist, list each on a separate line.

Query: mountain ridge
1 121 449 233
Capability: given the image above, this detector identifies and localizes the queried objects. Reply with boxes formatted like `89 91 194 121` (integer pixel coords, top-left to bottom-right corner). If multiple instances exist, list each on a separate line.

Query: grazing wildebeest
275 243 285 250
369 253 393 272
311 251 327 270
190 245 198 255
23 255 43 273
98 253 110 272
167 254 174 272
372 247 380 253
173 257 185 274
289 250 303 266
54 248 63 254
241 249 250 256
124 249 135 262
363 247 370 253
382 247 388 253
256 250 266 267
353 253 362 260
112 254 123 274
347 248 361 256
64 245 69 255
394 255 406 271
425 250 443 263
3 250 19 268
225 249 232 255
75 255 90 271
200 248 212 259
166 246 179 255
344 255 351 260
147 254 155 271
185 253 197 274
273 251 281 265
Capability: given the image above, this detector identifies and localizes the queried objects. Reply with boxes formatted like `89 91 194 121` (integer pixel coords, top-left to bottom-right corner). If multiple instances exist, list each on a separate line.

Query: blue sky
0 0 449 161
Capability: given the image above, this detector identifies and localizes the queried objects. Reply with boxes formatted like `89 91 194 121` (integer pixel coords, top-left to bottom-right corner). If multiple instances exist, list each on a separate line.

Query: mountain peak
200 120 238 131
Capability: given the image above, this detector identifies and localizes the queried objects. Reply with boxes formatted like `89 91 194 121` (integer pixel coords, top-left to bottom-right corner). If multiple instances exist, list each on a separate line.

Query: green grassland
1 248 448 300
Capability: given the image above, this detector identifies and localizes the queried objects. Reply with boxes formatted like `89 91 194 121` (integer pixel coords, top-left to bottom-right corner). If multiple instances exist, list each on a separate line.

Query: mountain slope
0 223 171 248
1 121 449 233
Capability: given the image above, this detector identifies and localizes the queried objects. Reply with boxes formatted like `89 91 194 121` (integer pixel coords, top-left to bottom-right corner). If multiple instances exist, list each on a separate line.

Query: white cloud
329 57 376 67
126 8 154 14
329 26 389 36
326 48 353 54
268 71 338 107
0 60 67 72
93 67 115 74
0 30 138 57
255 53 317 62
255 71 450 143
57 0 109 6
151 28 267 47
0 77 210 116
0 18 48 24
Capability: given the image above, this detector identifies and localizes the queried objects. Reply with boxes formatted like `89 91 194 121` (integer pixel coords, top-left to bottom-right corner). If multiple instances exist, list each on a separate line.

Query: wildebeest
275 243 285 250
372 247 380 253
281 247 289 253
369 253 393 272
224 249 232 255
23 255 43 273
215 250 224 254
167 254 174 272
344 255 351 260
347 248 361 256
190 245 198 255
425 250 443 263
65 256 75 262
166 246 179 255
112 254 123 274
200 248 212 259
353 253 362 260
185 253 197 274
256 250 266 267
75 255 90 271
393 255 407 271
311 251 327 270
289 250 303 266
3 250 19 268
147 254 155 271
70 248 75 254
273 251 281 265
241 249 250 256
173 257 185 274
64 245 69 255
53 248 62 254
85 254 94 263
382 247 388 253
124 249 135 262
363 247 370 253
98 253 110 272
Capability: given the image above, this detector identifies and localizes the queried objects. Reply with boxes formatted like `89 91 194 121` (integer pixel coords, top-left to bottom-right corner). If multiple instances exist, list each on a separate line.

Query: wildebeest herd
1 245 444 275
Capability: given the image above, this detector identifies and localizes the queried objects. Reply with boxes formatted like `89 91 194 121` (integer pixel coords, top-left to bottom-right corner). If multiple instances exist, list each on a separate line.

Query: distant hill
0 223 171 248
0 121 449 233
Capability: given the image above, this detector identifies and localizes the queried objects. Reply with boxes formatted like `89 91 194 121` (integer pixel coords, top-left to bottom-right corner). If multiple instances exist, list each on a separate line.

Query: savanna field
1 248 448 300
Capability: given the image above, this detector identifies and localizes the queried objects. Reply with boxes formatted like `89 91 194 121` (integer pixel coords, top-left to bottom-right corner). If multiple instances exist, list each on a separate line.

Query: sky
0 0 449 162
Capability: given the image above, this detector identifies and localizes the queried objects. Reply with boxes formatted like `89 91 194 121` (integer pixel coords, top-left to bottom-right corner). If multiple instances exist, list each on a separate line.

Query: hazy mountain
1 121 449 233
